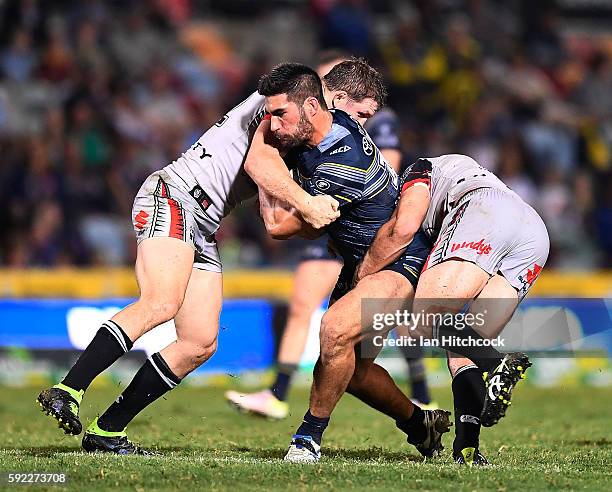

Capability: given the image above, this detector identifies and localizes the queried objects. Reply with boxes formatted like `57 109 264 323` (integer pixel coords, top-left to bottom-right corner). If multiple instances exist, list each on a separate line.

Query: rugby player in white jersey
35 61 388 454
356 155 550 464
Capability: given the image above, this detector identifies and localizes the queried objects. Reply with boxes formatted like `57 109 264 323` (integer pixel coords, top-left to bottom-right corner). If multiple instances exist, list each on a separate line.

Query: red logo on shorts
134 210 149 229
526 263 543 286
451 239 492 255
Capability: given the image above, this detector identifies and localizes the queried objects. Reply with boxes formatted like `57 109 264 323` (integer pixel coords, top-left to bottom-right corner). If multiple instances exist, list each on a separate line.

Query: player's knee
182 336 218 369
319 315 353 360
140 296 184 326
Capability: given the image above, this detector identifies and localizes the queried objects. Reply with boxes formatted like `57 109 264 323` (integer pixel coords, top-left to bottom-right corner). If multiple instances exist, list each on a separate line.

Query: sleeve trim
401 178 431 193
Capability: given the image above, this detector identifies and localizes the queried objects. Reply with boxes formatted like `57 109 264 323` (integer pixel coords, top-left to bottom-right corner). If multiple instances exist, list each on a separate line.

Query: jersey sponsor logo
192 142 212 159
134 210 149 230
315 179 331 191
189 185 213 211
329 145 351 156
450 238 492 255
362 137 373 156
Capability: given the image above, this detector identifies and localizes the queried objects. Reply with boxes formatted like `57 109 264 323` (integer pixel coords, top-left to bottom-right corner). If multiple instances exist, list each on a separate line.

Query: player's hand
301 195 340 229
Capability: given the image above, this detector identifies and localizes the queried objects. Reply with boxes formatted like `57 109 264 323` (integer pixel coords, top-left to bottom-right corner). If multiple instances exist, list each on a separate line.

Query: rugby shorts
424 187 549 298
131 170 222 272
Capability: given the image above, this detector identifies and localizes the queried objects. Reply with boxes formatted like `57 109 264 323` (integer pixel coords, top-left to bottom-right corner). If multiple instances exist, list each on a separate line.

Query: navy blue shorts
330 230 431 301
299 237 341 263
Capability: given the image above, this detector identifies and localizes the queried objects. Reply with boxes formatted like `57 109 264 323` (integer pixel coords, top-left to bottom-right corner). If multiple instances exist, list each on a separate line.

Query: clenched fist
300 195 340 229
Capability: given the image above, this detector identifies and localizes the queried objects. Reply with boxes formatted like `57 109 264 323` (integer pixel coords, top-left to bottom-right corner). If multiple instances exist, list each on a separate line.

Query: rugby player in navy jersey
226 54 434 419
246 63 452 463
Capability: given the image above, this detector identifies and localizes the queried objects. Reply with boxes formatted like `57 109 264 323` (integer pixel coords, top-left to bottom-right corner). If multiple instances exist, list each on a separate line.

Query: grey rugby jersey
163 92 267 229
401 154 512 241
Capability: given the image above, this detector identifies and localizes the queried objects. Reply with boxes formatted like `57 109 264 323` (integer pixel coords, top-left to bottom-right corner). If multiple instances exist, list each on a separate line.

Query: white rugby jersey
400 154 512 241
163 92 267 228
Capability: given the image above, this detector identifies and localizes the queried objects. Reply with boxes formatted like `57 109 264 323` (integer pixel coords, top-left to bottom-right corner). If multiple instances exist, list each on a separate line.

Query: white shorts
132 171 222 273
424 188 549 298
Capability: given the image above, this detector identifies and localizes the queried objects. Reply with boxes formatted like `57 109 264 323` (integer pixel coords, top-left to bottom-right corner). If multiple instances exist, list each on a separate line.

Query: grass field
0 384 611 491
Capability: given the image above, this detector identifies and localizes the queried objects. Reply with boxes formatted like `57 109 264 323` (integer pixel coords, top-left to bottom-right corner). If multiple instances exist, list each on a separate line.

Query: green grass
0 384 611 491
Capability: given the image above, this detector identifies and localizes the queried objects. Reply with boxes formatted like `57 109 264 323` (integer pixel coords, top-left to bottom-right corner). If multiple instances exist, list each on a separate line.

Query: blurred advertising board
0 297 610 386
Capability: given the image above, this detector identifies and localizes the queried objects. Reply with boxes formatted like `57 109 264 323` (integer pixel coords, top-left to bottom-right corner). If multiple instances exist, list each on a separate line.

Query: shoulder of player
320 112 374 160
317 134 373 172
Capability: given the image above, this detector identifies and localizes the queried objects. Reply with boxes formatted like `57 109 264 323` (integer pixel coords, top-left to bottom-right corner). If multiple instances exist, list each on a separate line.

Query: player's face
331 95 378 125
265 94 314 148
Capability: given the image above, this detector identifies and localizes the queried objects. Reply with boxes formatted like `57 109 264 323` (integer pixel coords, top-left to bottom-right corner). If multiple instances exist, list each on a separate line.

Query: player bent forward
356 154 550 464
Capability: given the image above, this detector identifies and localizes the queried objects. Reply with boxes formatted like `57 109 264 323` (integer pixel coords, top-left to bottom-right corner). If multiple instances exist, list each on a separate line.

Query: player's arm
258 188 323 240
355 159 432 282
356 185 429 281
244 119 339 229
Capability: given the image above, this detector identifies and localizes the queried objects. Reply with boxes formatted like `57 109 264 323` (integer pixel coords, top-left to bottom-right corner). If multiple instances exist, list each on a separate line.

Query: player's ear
332 91 348 107
303 96 320 116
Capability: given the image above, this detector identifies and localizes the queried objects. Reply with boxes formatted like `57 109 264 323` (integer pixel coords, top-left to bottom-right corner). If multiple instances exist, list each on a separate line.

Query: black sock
62 320 133 392
396 404 427 444
97 352 181 432
434 323 502 372
295 409 330 445
270 363 297 401
452 365 485 454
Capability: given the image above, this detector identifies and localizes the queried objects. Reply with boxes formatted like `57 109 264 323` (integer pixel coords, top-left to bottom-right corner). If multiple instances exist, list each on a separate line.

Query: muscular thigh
324 270 414 344
135 236 195 303
411 259 490 337
173 268 223 346
415 259 490 303
469 273 519 339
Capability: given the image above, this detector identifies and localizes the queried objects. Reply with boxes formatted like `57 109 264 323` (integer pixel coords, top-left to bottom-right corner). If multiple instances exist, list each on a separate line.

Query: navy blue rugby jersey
285 109 399 266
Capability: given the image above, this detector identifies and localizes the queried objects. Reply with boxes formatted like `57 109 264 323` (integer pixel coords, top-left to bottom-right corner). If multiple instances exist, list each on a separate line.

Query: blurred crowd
0 0 610 269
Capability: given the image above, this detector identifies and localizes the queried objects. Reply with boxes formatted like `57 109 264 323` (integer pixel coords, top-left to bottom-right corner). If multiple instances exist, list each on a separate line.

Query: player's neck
306 111 333 147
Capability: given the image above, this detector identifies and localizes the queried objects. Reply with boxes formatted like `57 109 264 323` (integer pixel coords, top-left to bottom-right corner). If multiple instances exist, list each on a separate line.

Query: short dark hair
323 57 387 108
258 63 327 109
